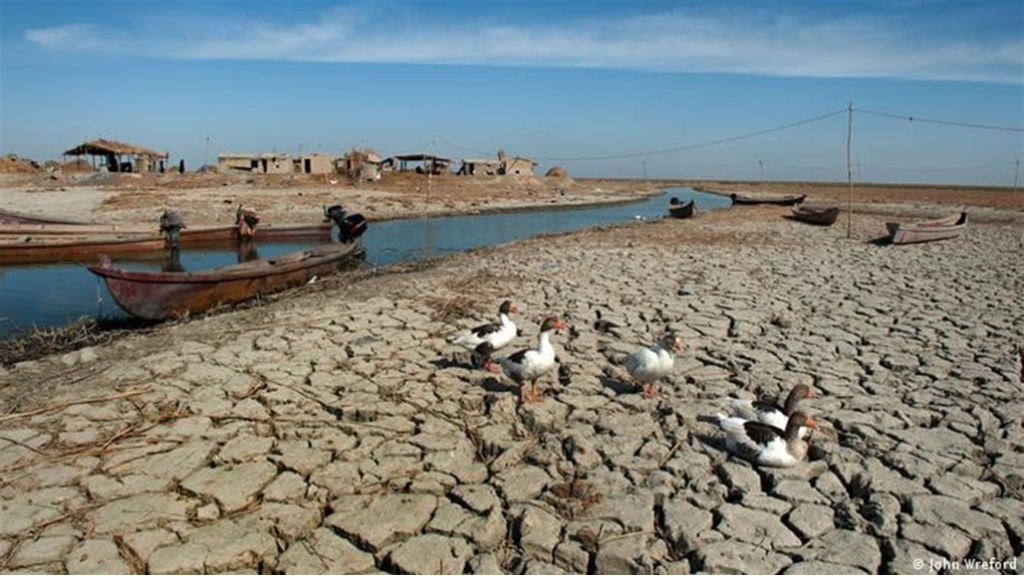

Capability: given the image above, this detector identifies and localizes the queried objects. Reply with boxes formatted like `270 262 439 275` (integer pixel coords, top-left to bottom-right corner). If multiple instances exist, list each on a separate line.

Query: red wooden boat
730 193 807 206
885 212 967 245
88 241 366 321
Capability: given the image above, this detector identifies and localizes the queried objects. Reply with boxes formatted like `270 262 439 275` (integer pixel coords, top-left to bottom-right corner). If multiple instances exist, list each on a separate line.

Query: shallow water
0 187 728 340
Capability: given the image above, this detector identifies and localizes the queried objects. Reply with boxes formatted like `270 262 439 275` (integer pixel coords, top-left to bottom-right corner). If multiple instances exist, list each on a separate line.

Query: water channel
0 187 730 340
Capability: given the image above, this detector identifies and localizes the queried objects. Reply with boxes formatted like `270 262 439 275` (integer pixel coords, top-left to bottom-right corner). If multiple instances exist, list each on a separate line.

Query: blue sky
1 0 1021 185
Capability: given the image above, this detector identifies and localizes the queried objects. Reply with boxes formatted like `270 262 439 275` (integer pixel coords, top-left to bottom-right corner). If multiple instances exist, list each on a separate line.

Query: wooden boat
0 208 88 225
0 234 168 265
0 203 363 266
0 219 333 238
789 205 840 226
667 200 697 219
885 212 967 245
730 193 807 206
88 241 366 321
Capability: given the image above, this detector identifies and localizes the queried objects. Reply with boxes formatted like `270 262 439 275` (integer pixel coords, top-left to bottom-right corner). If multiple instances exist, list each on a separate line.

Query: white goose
717 411 817 468
493 316 566 403
729 384 816 438
623 332 685 398
448 300 517 368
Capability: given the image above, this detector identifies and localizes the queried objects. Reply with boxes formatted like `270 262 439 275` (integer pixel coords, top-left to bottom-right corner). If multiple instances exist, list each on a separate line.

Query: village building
217 153 293 174
456 153 539 177
337 150 390 181
295 153 335 175
457 158 502 176
503 156 538 176
62 139 168 173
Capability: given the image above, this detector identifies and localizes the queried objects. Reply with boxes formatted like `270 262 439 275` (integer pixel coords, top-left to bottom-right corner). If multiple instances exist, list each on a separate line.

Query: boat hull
0 208 87 225
730 193 807 206
88 241 366 321
0 235 168 265
790 206 840 226
667 200 697 219
885 212 967 245
0 222 335 265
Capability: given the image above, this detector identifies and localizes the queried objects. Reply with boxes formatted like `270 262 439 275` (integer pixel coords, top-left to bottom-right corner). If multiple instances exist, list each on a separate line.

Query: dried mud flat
0 174 1023 574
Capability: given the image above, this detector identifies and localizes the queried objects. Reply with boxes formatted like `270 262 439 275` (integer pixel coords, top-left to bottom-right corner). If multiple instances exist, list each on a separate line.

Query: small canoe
885 212 967 245
790 205 840 226
730 193 807 206
668 200 697 219
88 241 366 321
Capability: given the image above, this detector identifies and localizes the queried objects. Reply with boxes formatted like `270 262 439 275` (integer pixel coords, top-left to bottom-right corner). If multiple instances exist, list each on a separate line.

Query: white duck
717 411 817 468
623 332 685 398
448 300 517 368
729 384 816 438
493 316 566 403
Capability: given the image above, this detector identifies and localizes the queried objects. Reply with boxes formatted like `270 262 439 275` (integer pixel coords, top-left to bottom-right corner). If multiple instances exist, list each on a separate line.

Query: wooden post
846 101 854 239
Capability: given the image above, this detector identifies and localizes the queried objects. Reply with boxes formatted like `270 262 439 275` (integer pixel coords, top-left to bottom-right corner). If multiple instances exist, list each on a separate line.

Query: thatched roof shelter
63 138 168 173
64 139 167 160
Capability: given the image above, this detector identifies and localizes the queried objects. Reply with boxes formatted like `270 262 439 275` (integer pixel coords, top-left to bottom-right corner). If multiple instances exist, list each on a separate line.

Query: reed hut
62 139 168 173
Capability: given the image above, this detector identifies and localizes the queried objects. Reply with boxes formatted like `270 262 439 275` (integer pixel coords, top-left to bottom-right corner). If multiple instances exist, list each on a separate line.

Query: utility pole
846 101 854 239
758 159 765 183
203 136 210 169
428 138 436 204
1014 156 1020 193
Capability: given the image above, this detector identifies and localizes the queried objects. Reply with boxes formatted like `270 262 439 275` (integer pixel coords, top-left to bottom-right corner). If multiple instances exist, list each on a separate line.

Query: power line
857 108 1024 133
435 139 493 156
535 107 848 162
861 161 1015 173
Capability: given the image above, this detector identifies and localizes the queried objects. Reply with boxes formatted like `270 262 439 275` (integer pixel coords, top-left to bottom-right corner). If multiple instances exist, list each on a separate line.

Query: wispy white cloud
23 4 1024 84
25 23 130 52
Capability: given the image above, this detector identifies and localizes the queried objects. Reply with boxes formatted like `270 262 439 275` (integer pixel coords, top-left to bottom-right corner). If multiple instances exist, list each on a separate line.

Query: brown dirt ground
3 171 1021 225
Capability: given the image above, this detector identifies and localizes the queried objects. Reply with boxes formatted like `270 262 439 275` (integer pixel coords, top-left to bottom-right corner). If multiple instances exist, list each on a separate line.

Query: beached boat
0 234 168 265
0 204 364 265
730 193 807 206
885 212 967 245
789 205 840 226
88 241 366 321
0 220 334 239
667 199 697 219
0 208 87 225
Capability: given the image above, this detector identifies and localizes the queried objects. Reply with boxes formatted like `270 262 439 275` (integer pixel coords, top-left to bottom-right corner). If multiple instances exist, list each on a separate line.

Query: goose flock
448 300 822 468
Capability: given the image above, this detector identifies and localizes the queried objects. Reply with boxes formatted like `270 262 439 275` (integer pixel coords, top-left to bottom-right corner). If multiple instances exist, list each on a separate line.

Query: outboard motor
236 206 260 239
159 210 186 249
324 204 368 243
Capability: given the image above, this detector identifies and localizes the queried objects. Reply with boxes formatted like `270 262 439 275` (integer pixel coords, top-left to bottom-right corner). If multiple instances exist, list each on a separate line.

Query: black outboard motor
324 204 368 243
159 210 186 248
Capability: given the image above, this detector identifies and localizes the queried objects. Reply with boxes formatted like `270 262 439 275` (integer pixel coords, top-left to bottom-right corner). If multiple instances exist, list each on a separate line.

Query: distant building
62 138 168 173
456 154 538 177
218 153 292 174
503 156 537 176
337 150 389 181
295 153 335 175
457 158 502 176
